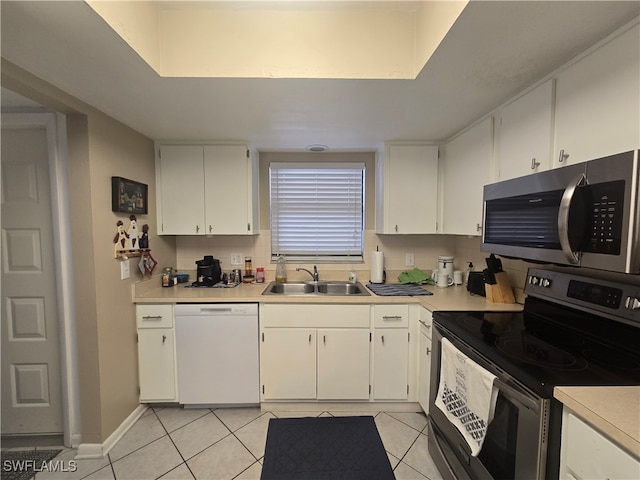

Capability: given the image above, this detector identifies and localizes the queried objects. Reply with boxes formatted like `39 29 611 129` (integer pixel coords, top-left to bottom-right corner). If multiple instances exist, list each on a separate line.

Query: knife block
485 272 516 304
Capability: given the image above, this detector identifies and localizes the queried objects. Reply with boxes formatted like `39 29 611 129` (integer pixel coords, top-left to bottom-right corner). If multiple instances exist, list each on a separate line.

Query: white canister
438 255 454 279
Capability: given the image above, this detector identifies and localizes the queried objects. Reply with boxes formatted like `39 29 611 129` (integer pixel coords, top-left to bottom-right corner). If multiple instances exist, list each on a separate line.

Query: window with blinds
269 162 365 262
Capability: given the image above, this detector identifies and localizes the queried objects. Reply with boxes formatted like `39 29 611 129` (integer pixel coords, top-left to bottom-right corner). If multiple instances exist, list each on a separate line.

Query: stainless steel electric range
428 267 640 480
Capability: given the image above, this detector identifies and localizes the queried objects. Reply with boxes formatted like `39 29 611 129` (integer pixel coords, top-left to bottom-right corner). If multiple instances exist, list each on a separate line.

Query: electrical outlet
405 252 415 267
120 259 130 280
231 253 243 266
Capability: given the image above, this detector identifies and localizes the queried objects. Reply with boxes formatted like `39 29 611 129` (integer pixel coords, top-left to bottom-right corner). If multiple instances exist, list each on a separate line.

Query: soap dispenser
464 262 474 286
275 255 287 284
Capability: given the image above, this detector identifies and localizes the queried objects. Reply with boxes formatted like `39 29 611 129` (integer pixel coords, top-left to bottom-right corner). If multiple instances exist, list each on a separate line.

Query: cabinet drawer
136 304 174 328
374 305 409 328
564 412 640 479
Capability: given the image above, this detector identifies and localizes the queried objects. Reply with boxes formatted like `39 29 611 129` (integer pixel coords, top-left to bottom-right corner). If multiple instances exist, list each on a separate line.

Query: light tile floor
14 406 444 479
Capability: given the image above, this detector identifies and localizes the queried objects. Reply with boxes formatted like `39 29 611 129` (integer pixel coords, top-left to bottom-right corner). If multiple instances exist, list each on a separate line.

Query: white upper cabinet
442 117 493 236
376 144 439 234
495 80 554 181
156 144 258 235
554 23 640 166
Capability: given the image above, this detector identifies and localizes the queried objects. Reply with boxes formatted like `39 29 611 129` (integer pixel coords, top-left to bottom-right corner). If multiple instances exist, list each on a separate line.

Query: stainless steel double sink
261 281 370 296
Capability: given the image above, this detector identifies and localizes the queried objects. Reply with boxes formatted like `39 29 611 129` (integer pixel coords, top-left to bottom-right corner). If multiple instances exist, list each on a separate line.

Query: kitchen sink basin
262 281 370 296
266 282 315 295
316 282 364 295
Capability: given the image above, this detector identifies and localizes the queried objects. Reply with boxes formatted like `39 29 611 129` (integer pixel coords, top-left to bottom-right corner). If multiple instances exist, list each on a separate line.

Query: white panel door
317 329 370 400
373 330 409 400
260 329 316 400
138 329 176 402
1 122 63 435
157 145 205 234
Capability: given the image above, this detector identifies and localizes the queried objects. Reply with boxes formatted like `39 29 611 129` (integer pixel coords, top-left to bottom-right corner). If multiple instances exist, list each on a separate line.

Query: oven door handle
558 172 587 265
494 378 541 413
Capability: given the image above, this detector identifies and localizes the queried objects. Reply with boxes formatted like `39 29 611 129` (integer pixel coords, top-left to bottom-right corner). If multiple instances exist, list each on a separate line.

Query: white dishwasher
175 303 259 406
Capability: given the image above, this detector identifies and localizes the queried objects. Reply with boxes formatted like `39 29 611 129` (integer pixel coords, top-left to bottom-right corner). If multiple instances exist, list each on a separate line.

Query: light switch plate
405 253 415 267
120 259 130 280
231 253 243 266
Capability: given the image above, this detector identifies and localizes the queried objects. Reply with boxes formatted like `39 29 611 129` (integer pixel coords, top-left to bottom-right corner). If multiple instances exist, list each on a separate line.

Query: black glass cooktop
434 297 640 397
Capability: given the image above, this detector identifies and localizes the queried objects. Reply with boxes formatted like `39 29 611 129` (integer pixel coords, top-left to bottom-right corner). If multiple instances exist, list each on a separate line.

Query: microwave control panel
584 180 625 255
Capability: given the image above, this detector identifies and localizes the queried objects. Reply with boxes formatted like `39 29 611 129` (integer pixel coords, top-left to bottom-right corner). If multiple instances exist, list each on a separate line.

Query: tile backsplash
176 231 529 301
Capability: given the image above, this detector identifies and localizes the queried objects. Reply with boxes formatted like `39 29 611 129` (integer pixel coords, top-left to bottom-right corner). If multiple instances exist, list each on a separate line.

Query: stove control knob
541 278 551 288
529 276 539 285
624 296 640 311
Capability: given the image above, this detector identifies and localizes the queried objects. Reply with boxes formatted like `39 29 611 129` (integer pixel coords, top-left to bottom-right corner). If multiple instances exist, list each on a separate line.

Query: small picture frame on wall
111 177 148 214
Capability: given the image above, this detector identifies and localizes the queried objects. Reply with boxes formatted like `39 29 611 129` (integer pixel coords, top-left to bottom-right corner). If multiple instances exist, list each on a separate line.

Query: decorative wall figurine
139 224 149 250
114 220 129 255
127 215 139 251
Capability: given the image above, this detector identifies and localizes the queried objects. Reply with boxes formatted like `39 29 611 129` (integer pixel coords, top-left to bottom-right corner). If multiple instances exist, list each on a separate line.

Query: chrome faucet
296 265 319 282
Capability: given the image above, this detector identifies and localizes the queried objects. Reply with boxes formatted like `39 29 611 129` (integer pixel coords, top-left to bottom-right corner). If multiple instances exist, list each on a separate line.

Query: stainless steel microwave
482 150 639 274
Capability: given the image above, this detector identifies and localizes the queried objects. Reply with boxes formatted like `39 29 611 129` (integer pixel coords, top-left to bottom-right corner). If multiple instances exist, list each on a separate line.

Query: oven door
428 324 550 480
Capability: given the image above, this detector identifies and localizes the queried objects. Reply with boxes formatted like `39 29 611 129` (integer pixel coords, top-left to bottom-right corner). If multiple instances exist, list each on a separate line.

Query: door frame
2 112 80 447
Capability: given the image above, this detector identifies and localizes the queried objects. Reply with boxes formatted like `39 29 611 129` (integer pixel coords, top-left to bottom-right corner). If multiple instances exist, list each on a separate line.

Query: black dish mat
261 416 394 480
367 283 433 296
1 449 62 480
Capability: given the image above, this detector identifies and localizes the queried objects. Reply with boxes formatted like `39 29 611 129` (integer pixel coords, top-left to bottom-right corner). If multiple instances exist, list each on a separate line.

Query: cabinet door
373 330 409 400
157 145 205 234
442 118 493 235
555 24 639 166
382 145 439 234
496 80 554 181
317 329 370 400
260 329 316 400
204 145 254 234
418 329 432 413
138 329 176 401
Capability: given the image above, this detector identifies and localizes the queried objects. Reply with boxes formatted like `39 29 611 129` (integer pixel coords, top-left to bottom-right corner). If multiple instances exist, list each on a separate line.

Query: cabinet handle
209 225 212 233
418 319 431 329
196 225 200 233
531 157 540 170
394 225 398 233
476 223 482 233
381 335 385 345
558 149 569 163
323 335 326 345
426 347 431 355
308 334 312 343
162 335 167 344
382 315 402 321
142 315 163 320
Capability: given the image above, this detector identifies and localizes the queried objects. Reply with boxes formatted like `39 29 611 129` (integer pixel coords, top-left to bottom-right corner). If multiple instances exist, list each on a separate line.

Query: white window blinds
270 162 365 262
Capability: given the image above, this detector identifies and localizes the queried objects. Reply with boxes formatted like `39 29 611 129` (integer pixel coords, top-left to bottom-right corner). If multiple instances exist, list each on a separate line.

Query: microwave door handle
558 173 587 265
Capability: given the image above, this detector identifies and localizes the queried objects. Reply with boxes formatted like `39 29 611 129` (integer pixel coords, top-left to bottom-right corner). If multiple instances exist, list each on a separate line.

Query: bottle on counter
256 267 265 283
275 255 287 284
464 262 474 286
245 256 252 277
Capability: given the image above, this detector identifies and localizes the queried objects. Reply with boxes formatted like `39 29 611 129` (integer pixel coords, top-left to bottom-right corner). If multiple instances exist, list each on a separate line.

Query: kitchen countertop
554 386 640 458
132 277 523 312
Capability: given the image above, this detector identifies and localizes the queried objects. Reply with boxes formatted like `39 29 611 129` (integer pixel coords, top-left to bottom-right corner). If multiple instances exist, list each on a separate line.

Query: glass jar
256 267 265 283
275 255 287 284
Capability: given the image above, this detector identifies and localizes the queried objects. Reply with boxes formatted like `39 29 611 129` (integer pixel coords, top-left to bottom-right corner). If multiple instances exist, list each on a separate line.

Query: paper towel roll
370 251 385 283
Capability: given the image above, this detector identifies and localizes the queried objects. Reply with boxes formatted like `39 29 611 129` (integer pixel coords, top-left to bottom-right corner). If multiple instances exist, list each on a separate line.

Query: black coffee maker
193 255 222 287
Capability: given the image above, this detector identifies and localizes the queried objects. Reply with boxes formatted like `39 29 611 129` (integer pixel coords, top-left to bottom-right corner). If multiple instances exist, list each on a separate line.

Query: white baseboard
75 404 148 459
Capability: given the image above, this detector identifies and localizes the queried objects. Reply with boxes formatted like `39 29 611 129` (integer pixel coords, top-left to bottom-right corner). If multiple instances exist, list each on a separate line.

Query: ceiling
2 1 638 151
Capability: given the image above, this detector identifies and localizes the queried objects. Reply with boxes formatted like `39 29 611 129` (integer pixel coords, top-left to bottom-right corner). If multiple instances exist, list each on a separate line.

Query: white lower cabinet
260 328 317 400
417 306 433 413
259 304 370 401
372 305 410 400
136 304 177 402
317 329 370 400
560 409 640 480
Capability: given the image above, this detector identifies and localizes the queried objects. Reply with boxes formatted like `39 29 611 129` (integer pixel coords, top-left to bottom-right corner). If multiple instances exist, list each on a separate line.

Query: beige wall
2 59 177 443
